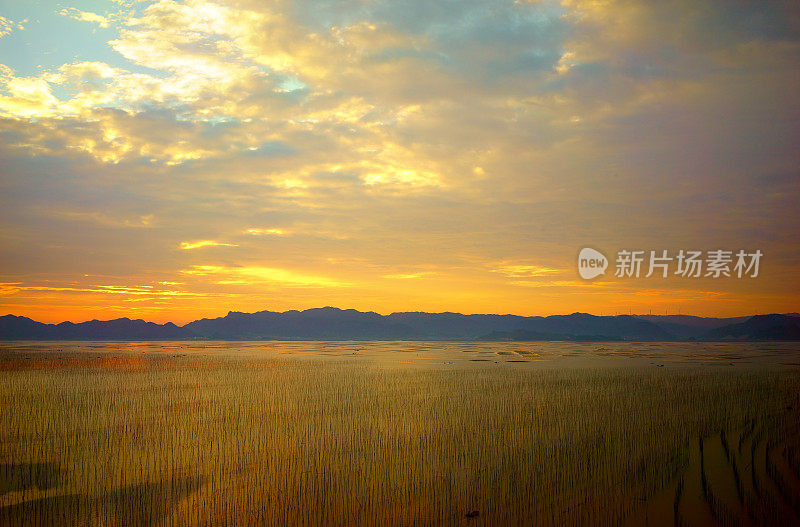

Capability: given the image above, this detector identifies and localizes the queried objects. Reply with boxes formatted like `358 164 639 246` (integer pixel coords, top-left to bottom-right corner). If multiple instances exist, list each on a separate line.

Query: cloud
0 16 24 38
58 8 111 28
245 228 287 236
0 282 206 298
180 240 238 250
181 265 351 287
491 264 561 278
45 209 155 229
382 272 433 280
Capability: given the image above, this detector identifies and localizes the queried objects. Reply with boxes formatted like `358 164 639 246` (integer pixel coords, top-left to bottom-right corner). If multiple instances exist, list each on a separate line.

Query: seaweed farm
1 341 799 525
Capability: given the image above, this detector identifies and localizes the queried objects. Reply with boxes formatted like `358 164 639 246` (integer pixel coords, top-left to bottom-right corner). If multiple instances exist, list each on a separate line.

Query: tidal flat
1 341 799 525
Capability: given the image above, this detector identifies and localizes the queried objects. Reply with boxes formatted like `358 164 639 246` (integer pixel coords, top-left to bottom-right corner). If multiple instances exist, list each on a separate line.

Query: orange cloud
180 241 238 250
181 265 351 288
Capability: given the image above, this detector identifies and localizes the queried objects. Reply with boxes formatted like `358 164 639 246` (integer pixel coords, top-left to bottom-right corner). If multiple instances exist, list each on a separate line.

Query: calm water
2 340 800 369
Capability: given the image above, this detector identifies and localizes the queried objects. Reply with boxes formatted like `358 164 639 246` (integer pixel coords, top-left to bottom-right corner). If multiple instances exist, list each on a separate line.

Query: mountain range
1 308 799 341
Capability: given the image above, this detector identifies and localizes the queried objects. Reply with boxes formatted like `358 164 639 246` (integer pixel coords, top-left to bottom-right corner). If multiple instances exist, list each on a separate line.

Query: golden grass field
1 342 799 526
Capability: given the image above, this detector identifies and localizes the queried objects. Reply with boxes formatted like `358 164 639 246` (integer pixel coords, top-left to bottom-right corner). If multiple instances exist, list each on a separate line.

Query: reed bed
0 355 798 525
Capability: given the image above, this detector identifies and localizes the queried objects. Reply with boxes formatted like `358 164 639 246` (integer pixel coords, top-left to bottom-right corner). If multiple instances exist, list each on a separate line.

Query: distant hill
183 307 417 340
704 314 800 341
0 315 187 340
636 314 752 339
0 315 56 339
0 309 798 341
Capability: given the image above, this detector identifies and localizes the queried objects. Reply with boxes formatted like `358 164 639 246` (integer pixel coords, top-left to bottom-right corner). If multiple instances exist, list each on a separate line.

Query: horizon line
3 307 798 327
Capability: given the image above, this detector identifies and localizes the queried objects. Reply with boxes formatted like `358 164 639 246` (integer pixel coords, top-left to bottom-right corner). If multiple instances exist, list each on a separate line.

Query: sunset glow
0 0 798 323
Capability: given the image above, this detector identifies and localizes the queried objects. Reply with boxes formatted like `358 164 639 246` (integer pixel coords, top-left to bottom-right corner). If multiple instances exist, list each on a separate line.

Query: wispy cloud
181 265 351 288
0 282 205 298
382 272 433 280
180 240 238 250
57 8 110 28
246 228 287 236
491 264 561 278
0 16 24 38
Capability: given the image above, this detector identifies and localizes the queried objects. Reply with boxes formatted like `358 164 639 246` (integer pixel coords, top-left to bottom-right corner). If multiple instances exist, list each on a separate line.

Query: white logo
578 248 608 280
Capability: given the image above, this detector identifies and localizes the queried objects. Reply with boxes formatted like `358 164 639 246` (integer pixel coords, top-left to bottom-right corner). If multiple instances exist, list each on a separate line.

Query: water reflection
0 341 799 370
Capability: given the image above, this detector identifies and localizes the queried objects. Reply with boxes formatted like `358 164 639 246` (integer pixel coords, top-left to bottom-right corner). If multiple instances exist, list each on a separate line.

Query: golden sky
0 0 798 323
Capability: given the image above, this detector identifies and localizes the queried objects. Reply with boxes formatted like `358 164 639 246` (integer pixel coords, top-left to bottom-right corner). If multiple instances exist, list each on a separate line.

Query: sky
0 0 798 324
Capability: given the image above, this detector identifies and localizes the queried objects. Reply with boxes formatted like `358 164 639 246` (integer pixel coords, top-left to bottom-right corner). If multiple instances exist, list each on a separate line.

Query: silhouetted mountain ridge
183 307 415 340
704 314 800 341
0 309 798 341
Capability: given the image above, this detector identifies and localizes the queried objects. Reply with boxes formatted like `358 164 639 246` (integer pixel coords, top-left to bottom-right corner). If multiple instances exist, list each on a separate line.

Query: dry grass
1 353 799 525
